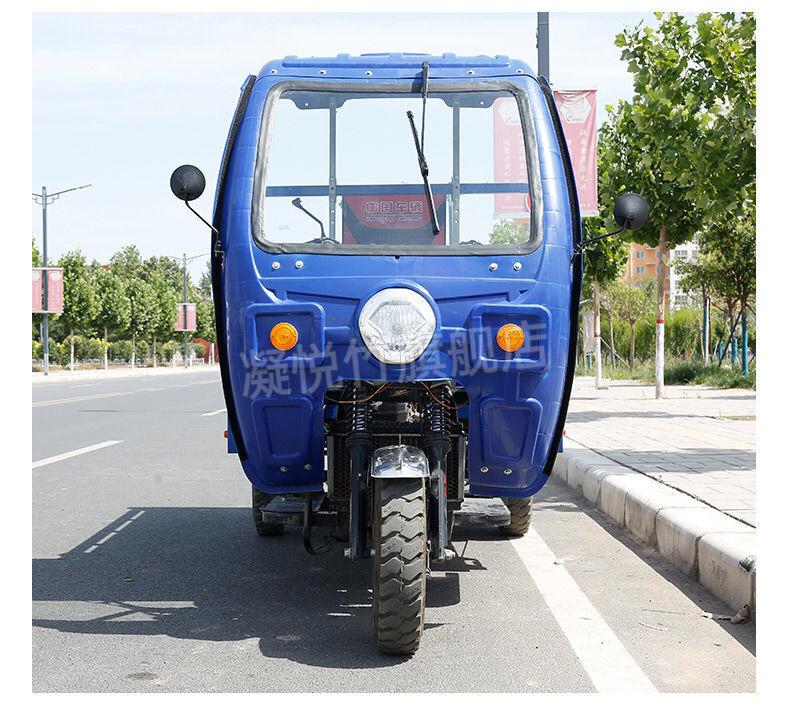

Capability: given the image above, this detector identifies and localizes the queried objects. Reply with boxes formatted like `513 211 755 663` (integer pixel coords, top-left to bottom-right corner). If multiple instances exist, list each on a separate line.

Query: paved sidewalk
564 376 756 527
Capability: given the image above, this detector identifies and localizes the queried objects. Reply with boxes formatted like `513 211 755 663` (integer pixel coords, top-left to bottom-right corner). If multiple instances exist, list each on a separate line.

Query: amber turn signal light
270 322 299 351
496 323 525 352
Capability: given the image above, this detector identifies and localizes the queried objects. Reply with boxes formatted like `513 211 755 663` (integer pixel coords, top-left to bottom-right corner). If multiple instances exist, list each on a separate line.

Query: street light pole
32 183 91 376
537 12 550 81
183 253 189 369
41 186 49 376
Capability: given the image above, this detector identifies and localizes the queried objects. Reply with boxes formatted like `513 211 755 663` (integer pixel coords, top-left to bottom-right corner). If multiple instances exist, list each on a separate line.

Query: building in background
620 239 700 310
669 238 700 309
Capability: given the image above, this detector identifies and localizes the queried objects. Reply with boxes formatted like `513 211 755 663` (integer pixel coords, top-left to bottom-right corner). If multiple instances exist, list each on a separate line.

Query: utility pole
32 183 91 376
171 251 208 369
537 12 550 81
183 253 189 369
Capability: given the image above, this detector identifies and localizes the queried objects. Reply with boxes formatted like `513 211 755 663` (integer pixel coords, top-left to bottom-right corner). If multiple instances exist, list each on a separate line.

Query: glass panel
259 88 534 251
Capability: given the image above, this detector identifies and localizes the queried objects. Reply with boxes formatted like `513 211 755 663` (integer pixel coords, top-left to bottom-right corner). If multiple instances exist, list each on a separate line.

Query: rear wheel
252 486 285 536
372 478 428 656
498 497 533 536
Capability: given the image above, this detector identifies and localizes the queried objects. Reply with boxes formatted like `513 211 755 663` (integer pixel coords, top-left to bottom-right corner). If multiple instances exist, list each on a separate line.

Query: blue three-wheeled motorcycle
170 53 648 655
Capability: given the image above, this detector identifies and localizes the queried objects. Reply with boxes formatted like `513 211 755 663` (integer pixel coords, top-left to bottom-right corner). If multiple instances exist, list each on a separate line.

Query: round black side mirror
614 192 650 230
170 165 206 202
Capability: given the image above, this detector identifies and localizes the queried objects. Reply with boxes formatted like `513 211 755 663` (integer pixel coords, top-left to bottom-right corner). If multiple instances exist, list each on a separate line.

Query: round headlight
358 288 436 365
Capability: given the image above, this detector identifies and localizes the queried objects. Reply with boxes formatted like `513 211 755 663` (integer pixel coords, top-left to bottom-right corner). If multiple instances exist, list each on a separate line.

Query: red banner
493 97 530 217
32 269 43 312
175 303 197 332
553 90 598 216
46 268 64 314
342 194 446 245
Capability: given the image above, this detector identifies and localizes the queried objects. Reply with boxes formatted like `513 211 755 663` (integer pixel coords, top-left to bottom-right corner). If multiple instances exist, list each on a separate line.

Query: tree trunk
655 226 668 398
593 278 603 388
70 329 75 372
608 308 616 367
701 288 709 366
103 326 108 370
131 334 136 370
629 323 636 369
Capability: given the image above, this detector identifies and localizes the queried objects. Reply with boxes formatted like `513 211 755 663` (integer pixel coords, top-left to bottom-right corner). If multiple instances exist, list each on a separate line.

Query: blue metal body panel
214 54 578 499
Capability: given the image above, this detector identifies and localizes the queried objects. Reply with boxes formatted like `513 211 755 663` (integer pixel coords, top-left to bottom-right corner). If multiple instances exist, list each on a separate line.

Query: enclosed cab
170 52 647 655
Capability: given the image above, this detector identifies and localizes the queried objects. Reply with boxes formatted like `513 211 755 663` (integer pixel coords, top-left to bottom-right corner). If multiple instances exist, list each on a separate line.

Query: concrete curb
553 445 756 613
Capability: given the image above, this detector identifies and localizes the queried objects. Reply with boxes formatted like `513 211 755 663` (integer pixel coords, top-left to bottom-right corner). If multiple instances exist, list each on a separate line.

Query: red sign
175 303 197 332
46 268 64 313
493 97 530 217
554 90 598 216
32 267 64 313
32 269 43 312
342 195 446 246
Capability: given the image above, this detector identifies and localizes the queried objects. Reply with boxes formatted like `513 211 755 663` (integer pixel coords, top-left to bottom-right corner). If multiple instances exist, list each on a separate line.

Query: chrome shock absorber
422 382 453 560
346 383 372 559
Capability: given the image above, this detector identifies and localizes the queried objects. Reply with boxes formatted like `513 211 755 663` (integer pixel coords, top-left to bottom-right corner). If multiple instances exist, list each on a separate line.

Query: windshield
255 85 539 253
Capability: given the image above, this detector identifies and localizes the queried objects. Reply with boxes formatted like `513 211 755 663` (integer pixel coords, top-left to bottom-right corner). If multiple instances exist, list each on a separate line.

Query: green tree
700 205 756 371
675 250 719 362
608 16 709 396
611 12 755 394
127 277 154 368
195 298 216 346
58 250 98 371
109 245 144 282
92 265 131 369
581 134 630 385
609 281 652 368
143 255 183 295
198 261 213 300
489 220 529 245
147 274 178 367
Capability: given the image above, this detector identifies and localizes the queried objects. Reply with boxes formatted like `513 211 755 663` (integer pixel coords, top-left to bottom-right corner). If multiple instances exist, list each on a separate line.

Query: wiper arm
291 197 327 240
405 62 440 236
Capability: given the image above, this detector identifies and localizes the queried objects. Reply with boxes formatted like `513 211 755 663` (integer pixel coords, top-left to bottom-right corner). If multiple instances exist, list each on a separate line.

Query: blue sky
32 11 661 280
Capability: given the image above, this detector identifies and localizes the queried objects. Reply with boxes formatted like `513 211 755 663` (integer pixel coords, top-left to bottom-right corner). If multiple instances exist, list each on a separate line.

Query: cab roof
258 53 535 80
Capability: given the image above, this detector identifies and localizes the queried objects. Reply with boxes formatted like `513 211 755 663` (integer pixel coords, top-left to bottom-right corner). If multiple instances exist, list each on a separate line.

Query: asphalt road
32 370 756 692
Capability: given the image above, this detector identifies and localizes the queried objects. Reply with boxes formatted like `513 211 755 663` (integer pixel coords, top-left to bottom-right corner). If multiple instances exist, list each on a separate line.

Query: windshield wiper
405 62 440 236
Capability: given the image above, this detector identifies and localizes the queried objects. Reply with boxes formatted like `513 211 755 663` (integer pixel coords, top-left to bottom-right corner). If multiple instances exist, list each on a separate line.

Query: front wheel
372 478 428 655
498 497 533 536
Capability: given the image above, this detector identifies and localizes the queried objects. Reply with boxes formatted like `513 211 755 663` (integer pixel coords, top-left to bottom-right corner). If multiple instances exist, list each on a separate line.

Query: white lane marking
34 378 221 405
32 440 124 470
33 391 131 407
202 408 227 417
511 528 657 693
84 510 144 553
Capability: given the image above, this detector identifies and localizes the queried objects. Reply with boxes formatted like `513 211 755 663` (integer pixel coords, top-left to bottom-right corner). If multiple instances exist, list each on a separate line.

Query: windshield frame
251 78 544 256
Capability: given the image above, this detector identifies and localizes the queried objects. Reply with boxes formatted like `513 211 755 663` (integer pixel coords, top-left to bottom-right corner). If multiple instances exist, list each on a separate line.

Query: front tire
372 478 428 656
498 497 533 536
252 486 285 536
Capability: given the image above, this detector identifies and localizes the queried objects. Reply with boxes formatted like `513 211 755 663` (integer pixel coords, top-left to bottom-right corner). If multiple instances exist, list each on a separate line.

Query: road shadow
32 506 491 669
566 410 688 423
590 447 755 473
